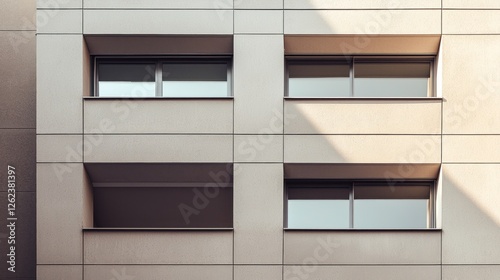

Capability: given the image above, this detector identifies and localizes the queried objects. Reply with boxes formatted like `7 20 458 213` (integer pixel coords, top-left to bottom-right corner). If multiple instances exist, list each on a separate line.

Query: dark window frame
93 56 233 98
285 179 436 229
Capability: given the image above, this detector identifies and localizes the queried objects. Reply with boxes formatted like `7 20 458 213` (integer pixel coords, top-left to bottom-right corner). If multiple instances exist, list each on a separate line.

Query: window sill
83 96 234 100
284 97 443 101
284 228 441 232
83 227 234 232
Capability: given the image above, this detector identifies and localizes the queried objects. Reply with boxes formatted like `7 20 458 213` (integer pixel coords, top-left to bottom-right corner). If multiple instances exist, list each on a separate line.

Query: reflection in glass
288 64 350 97
287 186 350 229
354 199 428 229
354 62 430 97
98 63 156 97
288 200 350 229
162 63 228 97
354 185 431 229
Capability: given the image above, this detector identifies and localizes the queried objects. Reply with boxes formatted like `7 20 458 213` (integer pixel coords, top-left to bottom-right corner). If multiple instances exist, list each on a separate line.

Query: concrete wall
0 1 36 279
33 1 500 280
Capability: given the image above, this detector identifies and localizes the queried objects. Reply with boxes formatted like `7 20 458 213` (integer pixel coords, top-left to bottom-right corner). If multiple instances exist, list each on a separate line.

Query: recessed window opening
286 180 435 229
95 57 232 97
286 57 433 98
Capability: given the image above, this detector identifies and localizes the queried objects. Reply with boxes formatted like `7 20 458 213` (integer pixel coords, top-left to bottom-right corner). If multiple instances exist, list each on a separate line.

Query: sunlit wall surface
29 1 500 280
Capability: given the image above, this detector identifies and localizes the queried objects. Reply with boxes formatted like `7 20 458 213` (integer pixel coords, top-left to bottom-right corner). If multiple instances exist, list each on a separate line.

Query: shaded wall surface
0 0 37 279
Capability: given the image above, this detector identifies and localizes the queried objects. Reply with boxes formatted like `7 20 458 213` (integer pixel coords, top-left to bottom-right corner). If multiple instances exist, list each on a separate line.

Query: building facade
0 0 499 279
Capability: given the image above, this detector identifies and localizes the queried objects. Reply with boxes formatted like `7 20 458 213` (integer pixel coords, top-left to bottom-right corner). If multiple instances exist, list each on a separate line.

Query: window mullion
350 58 354 97
349 183 354 228
94 57 99 97
156 61 162 97
227 61 232 97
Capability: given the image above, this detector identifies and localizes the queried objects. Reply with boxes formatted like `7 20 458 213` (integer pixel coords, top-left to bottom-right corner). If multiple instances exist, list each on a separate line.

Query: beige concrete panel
284 10 441 35
38 265 82 280
285 100 442 134
234 135 283 162
84 10 233 35
0 31 36 128
84 231 233 264
0 129 36 192
37 135 82 162
443 265 500 280
284 135 441 164
0 0 35 30
442 35 500 134
37 35 83 134
284 231 441 264
443 10 500 34
235 266 282 280
284 35 441 55
84 135 232 162
37 163 84 264
235 10 283 34
285 0 440 9
236 0 283 9
37 9 82 34
442 164 500 264
234 164 283 264
234 35 284 133
84 0 232 9
84 100 233 134
443 135 500 163
443 0 500 8
284 265 441 280
85 265 232 280
38 0 82 8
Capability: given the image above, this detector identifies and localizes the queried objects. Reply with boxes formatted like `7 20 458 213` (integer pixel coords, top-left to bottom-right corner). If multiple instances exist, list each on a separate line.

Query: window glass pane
354 199 428 229
288 64 350 97
287 186 350 229
98 63 156 97
162 63 228 97
354 62 430 97
353 185 430 229
288 200 350 229
354 78 428 97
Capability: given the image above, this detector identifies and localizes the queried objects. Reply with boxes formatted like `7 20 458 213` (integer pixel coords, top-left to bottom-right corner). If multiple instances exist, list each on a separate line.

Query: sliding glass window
288 62 350 97
95 57 231 97
286 57 433 98
286 181 435 229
